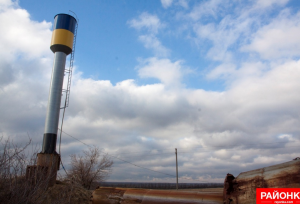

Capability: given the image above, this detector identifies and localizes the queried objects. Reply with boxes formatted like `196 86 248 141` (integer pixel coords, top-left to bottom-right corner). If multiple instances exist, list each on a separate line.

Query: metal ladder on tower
64 23 78 108
59 16 78 155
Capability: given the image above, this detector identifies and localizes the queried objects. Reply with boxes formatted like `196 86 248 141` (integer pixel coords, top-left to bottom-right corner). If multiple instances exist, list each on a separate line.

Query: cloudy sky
1 0 300 183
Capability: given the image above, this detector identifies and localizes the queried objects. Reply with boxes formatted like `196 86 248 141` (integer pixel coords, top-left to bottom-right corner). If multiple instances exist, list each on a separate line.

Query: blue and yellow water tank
50 14 77 55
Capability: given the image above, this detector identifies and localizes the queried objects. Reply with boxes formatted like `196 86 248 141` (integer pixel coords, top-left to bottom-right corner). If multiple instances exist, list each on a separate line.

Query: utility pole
175 148 178 190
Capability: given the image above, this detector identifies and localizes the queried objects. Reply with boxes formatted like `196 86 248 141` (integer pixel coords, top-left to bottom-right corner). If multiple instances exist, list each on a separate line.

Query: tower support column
42 51 67 154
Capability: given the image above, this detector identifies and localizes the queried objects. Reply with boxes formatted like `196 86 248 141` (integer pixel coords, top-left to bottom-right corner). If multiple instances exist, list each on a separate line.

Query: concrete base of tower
36 152 60 187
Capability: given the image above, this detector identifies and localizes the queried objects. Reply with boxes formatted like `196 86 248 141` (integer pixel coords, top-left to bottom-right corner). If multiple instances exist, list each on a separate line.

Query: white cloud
0 0 15 10
255 0 289 9
161 0 174 9
138 35 170 57
0 2 52 61
137 57 185 86
128 12 163 34
128 13 169 57
183 0 294 65
176 0 189 9
188 0 224 21
190 3 255 62
207 61 267 83
242 10 300 60
0 1 52 142
206 63 236 80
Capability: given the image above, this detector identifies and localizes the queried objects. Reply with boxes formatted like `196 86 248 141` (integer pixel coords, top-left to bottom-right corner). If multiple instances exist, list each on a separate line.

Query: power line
58 128 176 178
58 128 300 183
60 159 69 176
58 128 93 148
57 130 199 179
58 127 300 159
111 147 178 155
108 155 175 177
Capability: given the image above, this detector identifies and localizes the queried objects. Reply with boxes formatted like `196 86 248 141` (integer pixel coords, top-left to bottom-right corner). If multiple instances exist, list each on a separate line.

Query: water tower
27 13 78 187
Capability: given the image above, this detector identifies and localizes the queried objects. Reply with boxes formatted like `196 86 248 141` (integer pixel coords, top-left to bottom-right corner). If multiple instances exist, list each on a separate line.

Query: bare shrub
0 136 56 204
67 146 113 190
0 136 37 204
0 136 91 204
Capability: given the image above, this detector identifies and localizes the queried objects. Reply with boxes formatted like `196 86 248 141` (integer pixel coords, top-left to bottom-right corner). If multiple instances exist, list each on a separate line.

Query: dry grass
40 180 92 204
0 137 93 204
